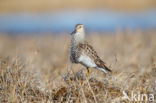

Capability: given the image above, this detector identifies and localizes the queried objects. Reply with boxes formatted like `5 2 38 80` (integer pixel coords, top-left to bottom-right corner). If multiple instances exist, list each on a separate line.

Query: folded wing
77 42 112 73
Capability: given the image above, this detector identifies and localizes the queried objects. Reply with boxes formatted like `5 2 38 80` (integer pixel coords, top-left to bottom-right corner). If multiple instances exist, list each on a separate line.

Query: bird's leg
81 67 90 86
86 67 90 79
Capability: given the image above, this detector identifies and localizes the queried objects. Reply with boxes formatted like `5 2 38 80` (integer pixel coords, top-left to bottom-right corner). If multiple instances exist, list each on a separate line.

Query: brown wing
77 42 111 72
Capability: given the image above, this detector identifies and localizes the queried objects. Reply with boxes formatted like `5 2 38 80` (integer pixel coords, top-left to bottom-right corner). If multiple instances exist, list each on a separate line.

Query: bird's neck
72 32 85 45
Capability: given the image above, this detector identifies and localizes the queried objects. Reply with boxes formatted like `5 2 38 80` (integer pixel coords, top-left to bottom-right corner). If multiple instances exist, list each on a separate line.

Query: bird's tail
104 65 112 72
96 65 112 74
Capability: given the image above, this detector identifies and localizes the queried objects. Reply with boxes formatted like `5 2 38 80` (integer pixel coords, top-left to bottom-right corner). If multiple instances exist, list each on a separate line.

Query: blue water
0 9 156 34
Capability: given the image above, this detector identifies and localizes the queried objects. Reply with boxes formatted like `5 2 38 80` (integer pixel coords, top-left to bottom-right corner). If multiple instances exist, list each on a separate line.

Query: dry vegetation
0 0 156 12
0 31 156 102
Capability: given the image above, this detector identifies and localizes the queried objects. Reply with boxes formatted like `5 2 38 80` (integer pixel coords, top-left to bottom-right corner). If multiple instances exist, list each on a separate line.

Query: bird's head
71 24 85 35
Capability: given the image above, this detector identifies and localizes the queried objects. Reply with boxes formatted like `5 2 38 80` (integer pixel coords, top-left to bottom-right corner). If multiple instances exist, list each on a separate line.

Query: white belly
78 55 97 68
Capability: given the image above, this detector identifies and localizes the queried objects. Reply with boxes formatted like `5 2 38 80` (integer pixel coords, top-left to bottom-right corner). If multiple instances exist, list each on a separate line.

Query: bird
69 24 111 78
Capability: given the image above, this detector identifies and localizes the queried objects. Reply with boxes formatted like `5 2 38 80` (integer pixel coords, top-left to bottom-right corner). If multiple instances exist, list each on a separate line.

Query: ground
0 31 156 102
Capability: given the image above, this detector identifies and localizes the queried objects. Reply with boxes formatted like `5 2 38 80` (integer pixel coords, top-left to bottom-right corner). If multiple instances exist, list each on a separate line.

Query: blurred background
0 0 156 34
0 1 156 102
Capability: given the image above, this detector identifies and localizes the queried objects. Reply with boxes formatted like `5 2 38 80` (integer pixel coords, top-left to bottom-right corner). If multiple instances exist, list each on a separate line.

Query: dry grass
0 31 156 102
0 0 156 12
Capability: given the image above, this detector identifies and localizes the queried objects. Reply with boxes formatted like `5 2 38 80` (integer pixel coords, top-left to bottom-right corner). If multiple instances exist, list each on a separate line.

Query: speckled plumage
69 24 111 73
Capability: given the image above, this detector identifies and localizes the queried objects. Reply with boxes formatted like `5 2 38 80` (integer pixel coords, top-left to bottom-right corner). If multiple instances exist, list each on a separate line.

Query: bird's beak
71 30 76 35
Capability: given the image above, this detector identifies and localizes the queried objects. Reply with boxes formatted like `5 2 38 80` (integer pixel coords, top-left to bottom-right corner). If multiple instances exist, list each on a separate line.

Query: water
0 9 156 34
